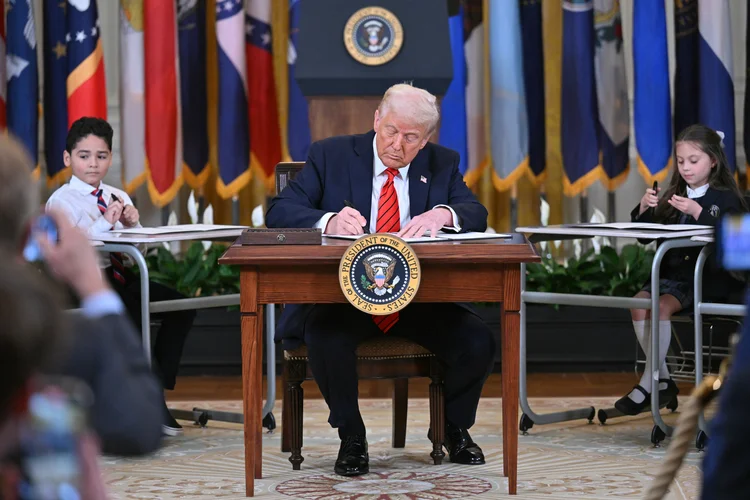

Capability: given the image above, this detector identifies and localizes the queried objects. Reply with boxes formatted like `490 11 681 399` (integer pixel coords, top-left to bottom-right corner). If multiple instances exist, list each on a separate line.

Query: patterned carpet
102 398 705 499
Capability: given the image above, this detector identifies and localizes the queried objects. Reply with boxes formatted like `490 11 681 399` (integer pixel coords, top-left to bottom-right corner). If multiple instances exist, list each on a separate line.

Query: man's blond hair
0 136 39 253
377 83 440 136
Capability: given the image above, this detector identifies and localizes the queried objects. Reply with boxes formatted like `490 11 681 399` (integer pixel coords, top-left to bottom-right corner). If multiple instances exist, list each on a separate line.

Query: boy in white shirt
47 117 194 436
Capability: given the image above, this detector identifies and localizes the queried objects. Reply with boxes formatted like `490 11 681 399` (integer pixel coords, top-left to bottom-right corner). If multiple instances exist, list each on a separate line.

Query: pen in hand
343 200 369 234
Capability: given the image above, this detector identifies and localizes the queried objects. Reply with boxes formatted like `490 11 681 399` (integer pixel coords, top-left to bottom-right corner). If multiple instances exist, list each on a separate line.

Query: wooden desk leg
502 265 521 495
241 271 262 496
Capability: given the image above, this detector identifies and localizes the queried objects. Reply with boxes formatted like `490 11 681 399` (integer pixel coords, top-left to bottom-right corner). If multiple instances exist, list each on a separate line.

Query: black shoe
443 423 485 465
334 435 369 476
162 400 183 437
614 385 650 416
658 378 679 402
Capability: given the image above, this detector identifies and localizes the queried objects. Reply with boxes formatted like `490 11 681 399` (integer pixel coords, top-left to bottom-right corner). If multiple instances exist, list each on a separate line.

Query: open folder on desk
108 224 249 235
324 231 512 243
569 222 713 231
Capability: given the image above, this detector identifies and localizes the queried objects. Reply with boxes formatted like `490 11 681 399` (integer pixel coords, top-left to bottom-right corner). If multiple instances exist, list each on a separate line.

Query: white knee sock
628 320 670 404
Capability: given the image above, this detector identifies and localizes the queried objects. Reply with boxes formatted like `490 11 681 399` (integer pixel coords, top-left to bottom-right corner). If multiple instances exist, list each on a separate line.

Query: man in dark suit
266 83 495 476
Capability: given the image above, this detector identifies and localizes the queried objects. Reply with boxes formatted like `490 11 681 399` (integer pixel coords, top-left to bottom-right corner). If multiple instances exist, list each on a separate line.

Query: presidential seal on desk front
343 7 403 66
339 234 420 315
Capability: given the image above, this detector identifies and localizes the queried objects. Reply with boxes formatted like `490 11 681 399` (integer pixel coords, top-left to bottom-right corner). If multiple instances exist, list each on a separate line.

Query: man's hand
398 207 452 238
103 200 124 225
668 195 703 220
37 209 109 300
325 207 367 235
120 205 140 227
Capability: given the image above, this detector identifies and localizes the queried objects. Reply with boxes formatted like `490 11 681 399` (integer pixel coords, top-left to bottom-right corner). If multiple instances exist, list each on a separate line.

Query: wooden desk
220 233 540 496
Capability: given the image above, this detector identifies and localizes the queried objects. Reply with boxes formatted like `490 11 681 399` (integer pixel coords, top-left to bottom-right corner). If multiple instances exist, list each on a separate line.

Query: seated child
614 124 748 416
46 117 195 436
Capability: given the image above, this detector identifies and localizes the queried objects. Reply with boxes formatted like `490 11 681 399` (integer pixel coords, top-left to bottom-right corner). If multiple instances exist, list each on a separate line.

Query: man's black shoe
443 423 485 465
334 435 369 476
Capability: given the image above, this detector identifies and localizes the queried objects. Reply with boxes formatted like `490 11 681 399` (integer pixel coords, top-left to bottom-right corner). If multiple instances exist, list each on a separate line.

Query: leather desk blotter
239 228 322 245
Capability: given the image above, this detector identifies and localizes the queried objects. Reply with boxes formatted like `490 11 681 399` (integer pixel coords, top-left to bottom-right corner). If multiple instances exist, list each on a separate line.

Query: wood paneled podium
220 235 540 496
295 0 453 139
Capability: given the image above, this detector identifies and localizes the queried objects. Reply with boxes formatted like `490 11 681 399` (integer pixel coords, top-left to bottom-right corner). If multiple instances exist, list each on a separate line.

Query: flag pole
161 205 170 225
232 195 240 225
607 191 616 222
197 186 206 223
510 183 518 231
579 188 588 223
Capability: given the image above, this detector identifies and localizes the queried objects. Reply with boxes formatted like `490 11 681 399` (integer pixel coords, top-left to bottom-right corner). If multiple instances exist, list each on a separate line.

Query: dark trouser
105 267 195 390
303 303 495 438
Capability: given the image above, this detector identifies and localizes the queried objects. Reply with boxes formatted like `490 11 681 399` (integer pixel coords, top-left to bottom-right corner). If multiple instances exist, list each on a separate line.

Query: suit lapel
351 131 375 226
408 149 430 216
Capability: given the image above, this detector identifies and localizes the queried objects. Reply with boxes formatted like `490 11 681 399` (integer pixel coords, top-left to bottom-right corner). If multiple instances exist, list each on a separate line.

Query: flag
699 0 735 172
144 0 183 206
43 0 69 185
438 4 468 175
178 0 210 189
119 0 146 194
594 0 629 190
246 0 282 190
520 0 545 185
487 0 527 191
633 0 672 184
216 0 249 199
66 0 106 126
674 0 699 137
287 0 310 162
0 1 6 129
561 0 600 195
462 0 485 188
6 0 38 176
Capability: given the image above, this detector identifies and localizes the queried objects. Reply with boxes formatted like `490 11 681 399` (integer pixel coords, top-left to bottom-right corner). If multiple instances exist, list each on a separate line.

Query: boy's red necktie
92 189 126 284
373 168 400 333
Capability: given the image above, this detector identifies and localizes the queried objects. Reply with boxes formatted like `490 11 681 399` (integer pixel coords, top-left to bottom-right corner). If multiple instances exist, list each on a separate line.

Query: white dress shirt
315 135 461 233
686 184 709 199
46 175 142 237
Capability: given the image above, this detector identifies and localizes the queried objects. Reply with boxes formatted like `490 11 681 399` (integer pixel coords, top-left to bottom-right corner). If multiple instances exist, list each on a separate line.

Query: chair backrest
275 162 305 196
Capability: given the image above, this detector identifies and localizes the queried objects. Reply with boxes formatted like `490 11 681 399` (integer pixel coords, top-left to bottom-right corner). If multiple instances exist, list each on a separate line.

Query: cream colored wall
36 0 749 226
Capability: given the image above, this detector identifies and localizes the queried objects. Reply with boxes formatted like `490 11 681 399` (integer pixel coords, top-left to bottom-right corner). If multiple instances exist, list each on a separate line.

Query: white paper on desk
109 223 248 235
324 233 440 243
569 222 712 231
437 232 512 240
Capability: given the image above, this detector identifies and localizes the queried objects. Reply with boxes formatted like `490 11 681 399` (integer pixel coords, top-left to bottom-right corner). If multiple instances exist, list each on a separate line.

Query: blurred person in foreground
0 258 107 499
701 292 750 499
0 135 162 455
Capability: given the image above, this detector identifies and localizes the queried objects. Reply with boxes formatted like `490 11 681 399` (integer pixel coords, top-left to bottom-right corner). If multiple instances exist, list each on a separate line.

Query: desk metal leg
647 239 705 444
183 304 277 429
694 247 709 438
519 263 595 431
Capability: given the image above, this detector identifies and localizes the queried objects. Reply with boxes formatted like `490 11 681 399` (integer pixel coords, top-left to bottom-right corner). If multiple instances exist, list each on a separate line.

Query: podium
295 0 453 140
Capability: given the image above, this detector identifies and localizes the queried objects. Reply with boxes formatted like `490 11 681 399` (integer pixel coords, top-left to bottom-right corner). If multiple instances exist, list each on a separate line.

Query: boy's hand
37 209 109 300
120 205 140 227
103 200 124 225
668 195 703 220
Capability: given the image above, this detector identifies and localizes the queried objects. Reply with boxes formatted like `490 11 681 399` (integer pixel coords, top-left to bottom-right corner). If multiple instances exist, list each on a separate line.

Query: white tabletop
515 224 714 240
691 235 715 243
90 226 247 244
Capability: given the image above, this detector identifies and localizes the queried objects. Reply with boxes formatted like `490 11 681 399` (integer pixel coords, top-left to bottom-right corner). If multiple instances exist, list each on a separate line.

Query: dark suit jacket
630 186 747 302
266 130 488 349
52 313 163 456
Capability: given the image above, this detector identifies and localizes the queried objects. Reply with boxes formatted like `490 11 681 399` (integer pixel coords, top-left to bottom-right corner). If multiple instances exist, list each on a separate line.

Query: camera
715 213 750 271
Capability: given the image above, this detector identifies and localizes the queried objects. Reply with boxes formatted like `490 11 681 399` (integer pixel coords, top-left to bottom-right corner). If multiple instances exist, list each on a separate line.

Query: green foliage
133 242 240 298
526 244 654 298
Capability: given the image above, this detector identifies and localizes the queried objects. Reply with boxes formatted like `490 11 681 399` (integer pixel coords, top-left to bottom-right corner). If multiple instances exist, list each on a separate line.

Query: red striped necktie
92 189 126 285
373 167 401 333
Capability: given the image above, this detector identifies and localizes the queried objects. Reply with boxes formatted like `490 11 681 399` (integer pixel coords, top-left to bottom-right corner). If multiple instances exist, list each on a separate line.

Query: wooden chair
274 162 446 470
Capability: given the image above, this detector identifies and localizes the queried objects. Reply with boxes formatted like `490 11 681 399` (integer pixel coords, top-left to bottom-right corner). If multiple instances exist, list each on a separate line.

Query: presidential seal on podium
339 234 420 315
343 6 404 66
